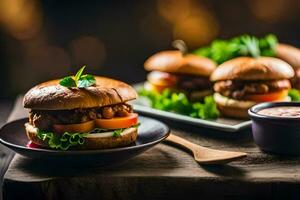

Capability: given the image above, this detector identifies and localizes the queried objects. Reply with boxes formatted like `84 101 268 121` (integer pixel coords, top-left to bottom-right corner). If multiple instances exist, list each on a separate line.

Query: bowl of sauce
249 102 300 155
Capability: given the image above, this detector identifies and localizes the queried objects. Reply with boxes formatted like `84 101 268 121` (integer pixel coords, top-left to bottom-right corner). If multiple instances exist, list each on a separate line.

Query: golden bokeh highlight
157 0 219 48
0 0 43 40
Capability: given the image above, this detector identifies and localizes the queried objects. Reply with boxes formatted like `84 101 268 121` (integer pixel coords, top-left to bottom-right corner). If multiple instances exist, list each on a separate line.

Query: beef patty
29 103 133 131
214 79 291 100
175 74 212 91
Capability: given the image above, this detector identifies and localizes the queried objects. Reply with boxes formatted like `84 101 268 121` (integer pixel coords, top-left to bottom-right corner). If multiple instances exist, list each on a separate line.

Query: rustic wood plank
0 97 26 200
2 96 300 199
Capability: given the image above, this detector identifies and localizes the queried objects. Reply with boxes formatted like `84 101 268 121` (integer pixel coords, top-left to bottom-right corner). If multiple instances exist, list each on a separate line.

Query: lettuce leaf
193 34 278 64
36 123 141 150
288 89 300 101
37 130 88 150
138 89 219 119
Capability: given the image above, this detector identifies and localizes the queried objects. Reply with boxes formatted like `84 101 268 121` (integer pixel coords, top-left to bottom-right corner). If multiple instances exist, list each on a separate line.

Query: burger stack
24 76 140 150
143 38 300 119
210 57 294 118
144 50 216 101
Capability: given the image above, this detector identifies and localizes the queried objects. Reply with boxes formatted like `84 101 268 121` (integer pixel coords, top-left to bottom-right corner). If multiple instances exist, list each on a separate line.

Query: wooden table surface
2 97 300 199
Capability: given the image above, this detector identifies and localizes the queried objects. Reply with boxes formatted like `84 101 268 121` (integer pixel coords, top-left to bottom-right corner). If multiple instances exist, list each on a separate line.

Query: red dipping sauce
257 106 300 118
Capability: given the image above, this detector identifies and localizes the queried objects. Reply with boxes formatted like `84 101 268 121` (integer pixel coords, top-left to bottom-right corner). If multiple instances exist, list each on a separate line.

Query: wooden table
2 97 300 199
0 100 14 200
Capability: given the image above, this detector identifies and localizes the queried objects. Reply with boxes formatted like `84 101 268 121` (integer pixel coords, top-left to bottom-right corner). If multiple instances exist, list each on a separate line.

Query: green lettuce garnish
288 89 300 101
193 34 278 64
138 89 219 119
59 66 96 88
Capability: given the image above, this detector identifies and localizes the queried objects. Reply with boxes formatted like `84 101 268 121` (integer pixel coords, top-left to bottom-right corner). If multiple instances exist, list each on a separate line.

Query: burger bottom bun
214 93 258 119
25 123 138 150
213 93 291 119
216 103 250 119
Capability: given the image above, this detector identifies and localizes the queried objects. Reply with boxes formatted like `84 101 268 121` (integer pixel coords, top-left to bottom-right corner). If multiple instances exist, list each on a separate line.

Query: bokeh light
157 0 219 48
0 0 43 40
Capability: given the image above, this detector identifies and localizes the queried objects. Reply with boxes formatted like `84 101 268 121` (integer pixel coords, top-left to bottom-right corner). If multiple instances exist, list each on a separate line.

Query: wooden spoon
165 134 247 164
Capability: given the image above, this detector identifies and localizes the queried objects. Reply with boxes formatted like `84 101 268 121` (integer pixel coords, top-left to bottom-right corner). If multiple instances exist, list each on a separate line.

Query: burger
23 76 139 150
276 43 300 89
144 50 216 101
210 57 294 119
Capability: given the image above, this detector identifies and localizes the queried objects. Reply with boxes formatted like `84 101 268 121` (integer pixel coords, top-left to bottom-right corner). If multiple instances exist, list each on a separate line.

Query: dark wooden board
3 97 300 199
0 97 22 200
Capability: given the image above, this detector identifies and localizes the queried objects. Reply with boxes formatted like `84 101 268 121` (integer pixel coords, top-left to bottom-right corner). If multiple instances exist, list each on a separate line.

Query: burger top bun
210 57 294 81
276 43 300 69
23 76 137 110
144 50 216 77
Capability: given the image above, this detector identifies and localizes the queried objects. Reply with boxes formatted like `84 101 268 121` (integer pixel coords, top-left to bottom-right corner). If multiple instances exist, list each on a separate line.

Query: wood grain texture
0 97 25 200
3 96 300 199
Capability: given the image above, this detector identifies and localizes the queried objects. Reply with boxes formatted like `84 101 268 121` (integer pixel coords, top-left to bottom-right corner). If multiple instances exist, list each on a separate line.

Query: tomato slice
95 113 138 129
145 82 170 93
244 90 288 102
147 71 178 87
53 120 95 134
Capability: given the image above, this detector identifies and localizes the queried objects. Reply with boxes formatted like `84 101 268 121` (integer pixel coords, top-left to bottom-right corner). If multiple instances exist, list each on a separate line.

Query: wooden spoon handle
165 133 200 152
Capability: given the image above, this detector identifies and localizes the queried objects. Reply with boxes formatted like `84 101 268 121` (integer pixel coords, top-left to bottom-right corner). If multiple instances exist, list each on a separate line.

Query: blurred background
0 0 300 100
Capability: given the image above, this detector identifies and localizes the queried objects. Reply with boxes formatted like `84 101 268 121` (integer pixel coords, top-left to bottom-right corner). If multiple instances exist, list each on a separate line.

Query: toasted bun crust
23 76 138 110
144 50 216 76
217 104 249 119
25 123 138 150
214 92 291 119
213 93 256 119
210 57 294 81
276 43 300 69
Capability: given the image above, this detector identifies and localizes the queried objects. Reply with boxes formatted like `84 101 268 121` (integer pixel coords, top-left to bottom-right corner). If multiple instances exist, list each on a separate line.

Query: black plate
0 116 169 166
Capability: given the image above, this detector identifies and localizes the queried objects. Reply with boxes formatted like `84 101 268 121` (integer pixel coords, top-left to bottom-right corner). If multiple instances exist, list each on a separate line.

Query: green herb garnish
59 66 96 88
288 89 300 101
193 34 278 64
138 89 219 119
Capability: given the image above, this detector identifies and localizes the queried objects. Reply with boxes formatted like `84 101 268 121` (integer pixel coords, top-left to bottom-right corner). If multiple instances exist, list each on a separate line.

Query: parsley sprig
193 34 278 64
138 89 219 119
59 66 96 88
